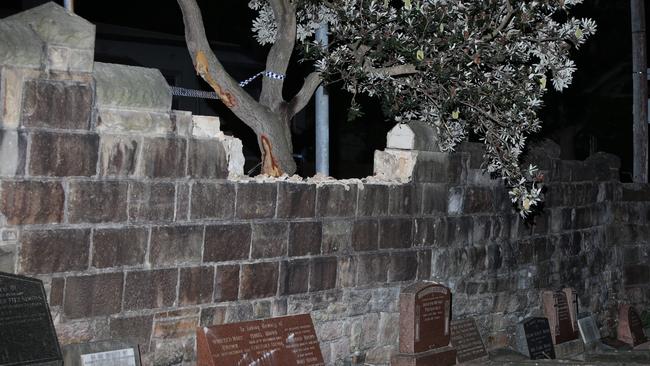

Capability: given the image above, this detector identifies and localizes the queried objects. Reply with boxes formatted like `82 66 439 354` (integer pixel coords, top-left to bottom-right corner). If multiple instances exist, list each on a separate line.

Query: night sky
0 0 646 179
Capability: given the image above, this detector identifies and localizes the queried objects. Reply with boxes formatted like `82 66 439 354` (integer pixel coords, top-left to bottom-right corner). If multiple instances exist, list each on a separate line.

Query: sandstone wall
0 3 637 366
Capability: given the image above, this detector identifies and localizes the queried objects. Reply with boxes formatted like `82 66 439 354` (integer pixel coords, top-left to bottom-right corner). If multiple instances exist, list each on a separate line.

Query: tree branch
483 0 515 42
259 0 297 111
177 0 270 130
366 64 418 77
289 71 322 117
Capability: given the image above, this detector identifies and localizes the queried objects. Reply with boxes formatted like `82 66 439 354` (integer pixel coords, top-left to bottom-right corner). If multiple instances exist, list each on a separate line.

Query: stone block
338 257 357 289
5 3 95 71
214 264 239 302
352 219 379 252
175 182 190 222
20 228 89 274
204 224 251 262
179 266 214 306
388 184 416 215
413 151 468 184
1 180 64 224
63 273 124 318
373 149 419 181
128 182 176 222
358 184 389 217
317 184 357 217
190 182 235 220
110 315 153 348
421 184 448 214
251 222 288 258
150 225 203 266
136 137 186 178
280 259 309 295
97 135 139 176
191 115 220 138
95 109 174 134
277 182 316 218
379 218 413 249
0 20 44 69
357 254 390 286
417 250 432 280
389 252 418 282
322 219 352 254
0 244 16 274
49 277 64 306
171 110 193 137
94 62 171 112
123 269 178 310
624 265 650 286
200 306 227 327
67 180 128 223
288 221 322 256
21 79 92 129
240 262 279 299
187 138 228 179
386 121 440 151
310 257 337 292
28 131 98 177
152 316 199 340
462 186 495 214
235 182 277 219
0 129 27 176
92 227 147 268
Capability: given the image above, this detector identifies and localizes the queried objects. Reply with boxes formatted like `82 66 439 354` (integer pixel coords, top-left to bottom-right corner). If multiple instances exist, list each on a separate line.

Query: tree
178 0 595 216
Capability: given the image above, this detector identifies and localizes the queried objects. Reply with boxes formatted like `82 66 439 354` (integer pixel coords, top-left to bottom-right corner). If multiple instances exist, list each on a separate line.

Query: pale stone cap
386 121 440 152
94 62 172 112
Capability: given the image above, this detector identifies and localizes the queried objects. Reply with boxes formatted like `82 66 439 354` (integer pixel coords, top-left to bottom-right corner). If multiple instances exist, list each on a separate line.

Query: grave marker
617 304 648 347
515 317 556 360
0 272 62 365
450 318 488 363
196 313 324 366
577 315 601 346
62 340 141 366
542 289 578 344
391 282 456 366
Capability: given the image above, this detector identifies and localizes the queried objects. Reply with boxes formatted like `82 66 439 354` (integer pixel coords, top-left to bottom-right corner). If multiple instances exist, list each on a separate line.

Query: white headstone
578 315 601 345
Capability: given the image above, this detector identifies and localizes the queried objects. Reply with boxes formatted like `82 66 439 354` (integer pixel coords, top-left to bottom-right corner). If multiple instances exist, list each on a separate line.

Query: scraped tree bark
177 0 322 176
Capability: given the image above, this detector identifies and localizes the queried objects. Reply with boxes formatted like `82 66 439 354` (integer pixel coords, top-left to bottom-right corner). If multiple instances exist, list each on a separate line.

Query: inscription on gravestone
450 318 488 363
617 304 648 347
196 314 324 366
515 317 556 360
562 288 579 337
542 290 578 344
62 340 141 366
0 272 62 366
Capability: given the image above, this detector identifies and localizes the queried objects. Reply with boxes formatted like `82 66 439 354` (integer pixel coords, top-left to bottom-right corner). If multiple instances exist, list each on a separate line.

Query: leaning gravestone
0 272 62 366
617 304 649 348
515 317 556 360
390 282 456 366
542 288 584 357
577 315 602 346
62 340 141 366
450 318 488 363
196 313 324 365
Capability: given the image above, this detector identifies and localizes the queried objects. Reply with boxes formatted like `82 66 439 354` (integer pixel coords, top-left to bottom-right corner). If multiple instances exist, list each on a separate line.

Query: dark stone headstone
391 281 456 366
62 340 141 366
450 318 488 363
617 304 648 347
196 314 324 365
542 289 578 344
515 317 556 360
0 272 62 365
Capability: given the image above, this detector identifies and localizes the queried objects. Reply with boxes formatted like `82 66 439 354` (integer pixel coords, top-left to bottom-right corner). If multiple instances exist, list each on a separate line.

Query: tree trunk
177 0 320 177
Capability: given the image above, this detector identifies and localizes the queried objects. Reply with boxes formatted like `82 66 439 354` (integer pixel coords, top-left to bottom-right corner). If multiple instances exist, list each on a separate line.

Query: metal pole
632 0 648 183
315 23 330 176
63 0 74 12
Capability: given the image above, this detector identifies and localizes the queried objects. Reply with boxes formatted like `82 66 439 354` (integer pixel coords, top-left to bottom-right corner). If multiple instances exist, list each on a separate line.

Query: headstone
515 317 556 360
450 318 488 363
62 340 141 366
562 288 579 336
390 282 456 366
617 304 649 347
0 272 62 365
196 313 324 366
578 315 601 346
542 289 578 344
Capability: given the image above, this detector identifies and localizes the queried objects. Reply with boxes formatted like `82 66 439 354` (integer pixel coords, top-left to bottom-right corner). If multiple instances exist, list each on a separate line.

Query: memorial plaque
0 272 62 366
196 314 324 366
450 318 488 363
398 282 451 354
577 315 601 345
515 317 556 360
542 290 578 344
62 340 141 366
617 304 648 347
